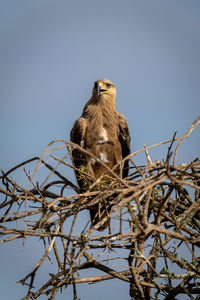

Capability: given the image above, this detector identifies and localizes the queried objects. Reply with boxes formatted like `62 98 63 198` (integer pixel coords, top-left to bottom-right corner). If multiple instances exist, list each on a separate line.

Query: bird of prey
70 79 131 230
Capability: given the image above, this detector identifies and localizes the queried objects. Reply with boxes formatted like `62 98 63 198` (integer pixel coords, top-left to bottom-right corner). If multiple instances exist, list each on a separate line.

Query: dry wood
0 118 200 299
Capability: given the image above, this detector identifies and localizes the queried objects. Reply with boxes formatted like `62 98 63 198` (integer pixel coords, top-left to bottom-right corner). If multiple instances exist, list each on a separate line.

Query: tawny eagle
70 79 130 230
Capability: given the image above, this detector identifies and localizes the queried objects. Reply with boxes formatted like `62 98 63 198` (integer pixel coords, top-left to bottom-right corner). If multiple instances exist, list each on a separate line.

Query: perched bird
70 79 131 230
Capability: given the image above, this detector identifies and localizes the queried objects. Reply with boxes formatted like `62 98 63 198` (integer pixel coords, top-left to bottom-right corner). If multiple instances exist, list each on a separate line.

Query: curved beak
97 83 102 95
97 82 107 95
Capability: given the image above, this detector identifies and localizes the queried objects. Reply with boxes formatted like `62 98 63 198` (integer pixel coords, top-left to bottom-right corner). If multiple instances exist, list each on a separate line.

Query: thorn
144 143 152 164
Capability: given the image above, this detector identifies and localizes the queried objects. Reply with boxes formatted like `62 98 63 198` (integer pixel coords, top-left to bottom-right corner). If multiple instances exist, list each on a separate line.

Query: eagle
70 79 131 230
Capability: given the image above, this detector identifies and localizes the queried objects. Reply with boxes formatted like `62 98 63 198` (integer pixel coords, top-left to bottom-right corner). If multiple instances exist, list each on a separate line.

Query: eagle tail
89 203 111 231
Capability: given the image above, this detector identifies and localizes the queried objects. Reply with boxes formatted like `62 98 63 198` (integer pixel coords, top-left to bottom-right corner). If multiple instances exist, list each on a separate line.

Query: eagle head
92 79 116 99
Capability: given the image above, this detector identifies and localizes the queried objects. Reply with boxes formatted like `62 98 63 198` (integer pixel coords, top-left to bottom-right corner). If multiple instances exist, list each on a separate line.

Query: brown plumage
70 79 131 230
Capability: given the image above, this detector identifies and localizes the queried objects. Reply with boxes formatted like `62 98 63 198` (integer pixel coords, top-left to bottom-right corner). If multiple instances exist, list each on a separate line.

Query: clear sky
0 1 200 299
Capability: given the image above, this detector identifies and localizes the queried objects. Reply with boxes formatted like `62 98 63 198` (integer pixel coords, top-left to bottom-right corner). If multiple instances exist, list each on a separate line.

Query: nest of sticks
0 118 200 300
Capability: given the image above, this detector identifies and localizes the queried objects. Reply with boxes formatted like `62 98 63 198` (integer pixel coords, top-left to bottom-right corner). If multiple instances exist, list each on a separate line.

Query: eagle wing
117 112 131 178
70 117 88 190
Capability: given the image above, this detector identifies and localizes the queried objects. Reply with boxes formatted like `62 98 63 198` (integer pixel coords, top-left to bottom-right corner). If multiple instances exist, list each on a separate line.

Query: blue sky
0 1 200 299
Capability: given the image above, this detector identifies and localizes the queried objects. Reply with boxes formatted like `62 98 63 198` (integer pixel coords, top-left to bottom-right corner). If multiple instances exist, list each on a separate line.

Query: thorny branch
0 118 200 299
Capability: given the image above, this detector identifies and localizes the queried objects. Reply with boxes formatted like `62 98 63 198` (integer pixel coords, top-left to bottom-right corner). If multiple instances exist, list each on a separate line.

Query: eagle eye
106 83 112 88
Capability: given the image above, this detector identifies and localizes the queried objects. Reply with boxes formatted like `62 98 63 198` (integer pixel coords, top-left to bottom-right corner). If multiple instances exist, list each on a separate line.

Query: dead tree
0 118 200 300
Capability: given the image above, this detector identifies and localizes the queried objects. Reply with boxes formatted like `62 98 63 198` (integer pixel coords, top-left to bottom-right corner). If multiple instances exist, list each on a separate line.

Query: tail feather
89 203 111 231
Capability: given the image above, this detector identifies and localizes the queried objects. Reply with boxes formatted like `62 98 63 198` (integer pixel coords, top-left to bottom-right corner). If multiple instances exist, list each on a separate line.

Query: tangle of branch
0 118 200 300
